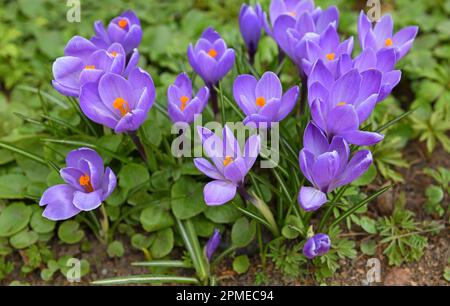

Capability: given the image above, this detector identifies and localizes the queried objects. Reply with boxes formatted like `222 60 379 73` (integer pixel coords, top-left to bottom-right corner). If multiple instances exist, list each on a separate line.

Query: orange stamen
84 65 96 70
79 174 94 192
180 96 189 111
385 38 393 47
113 97 130 117
337 102 346 106
255 96 266 107
326 53 335 61
207 48 218 58
109 51 118 57
223 156 234 167
289 11 297 17
118 19 128 29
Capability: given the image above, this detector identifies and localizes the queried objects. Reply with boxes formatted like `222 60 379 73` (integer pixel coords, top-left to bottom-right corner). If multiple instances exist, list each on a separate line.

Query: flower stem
128 131 148 162
238 185 280 237
317 185 349 232
100 204 109 244
208 83 219 119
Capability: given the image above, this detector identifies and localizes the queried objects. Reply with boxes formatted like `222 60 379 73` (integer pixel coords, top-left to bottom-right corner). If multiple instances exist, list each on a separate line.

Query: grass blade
131 260 191 268
17 85 69 109
92 274 199 285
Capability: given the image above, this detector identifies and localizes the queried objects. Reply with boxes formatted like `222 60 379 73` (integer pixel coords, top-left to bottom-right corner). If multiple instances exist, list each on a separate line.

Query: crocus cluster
40 148 116 221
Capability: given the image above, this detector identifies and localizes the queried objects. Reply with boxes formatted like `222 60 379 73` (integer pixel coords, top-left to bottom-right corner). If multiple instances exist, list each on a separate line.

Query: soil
1 142 449 286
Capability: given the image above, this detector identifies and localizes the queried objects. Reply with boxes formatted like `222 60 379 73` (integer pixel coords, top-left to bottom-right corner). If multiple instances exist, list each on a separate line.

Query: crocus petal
308 59 333 88
354 48 377 71
276 85 299 121
259 99 281 122
114 109 146 133
303 122 329 156
320 24 340 51
330 69 361 106
66 148 104 173
201 27 221 42
73 189 103 211
223 157 247 184
243 134 260 170
393 26 418 46
128 67 156 109
64 36 98 61
358 69 382 102
341 130 384 146
299 149 315 184
40 185 80 221
316 6 339 33
98 73 134 115
102 167 117 200
327 105 359 135
308 82 329 107
60 167 85 191
358 11 371 49
255 71 282 101
328 136 349 173
216 49 235 83
298 186 327 212
79 82 118 129
374 14 393 43
174 72 192 97
194 158 224 180
233 74 258 116
335 150 373 187
273 15 297 57
311 151 340 191
310 99 327 132
203 180 237 206
376 48 396 73
123 25 142 53
356 94 378 123
222 125 241 158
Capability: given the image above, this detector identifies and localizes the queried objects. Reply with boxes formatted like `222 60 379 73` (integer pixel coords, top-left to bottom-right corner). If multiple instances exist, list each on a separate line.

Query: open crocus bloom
52 36 138 97
233 71 299 127
187 27 235 86
300 24 354 76
308 61 384 146
272 5 339 68
91 10 142 55
194 126 260 206
167 73 209 124
303 233 331 259
79 67 155 133
40 148 116 221
298 122 372 211
358 12 418 62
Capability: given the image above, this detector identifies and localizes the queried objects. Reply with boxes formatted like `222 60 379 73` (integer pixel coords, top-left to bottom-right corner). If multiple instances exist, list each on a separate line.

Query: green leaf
9 230 38 249
425 185 444 204
360 239 377 256
57 220 84 244
0 174 30 199
232 255 250 274
30 209 55 234
107 240 125 258
231 217 256 248
171 177 206 219
140 205 174 232
58 256 90 278
131 233 154 250
191 215 215 238
360 217 378 234
0 202 32 237
204 204 242 224
281 215 304 239
118 163 149 191
150 228 174 259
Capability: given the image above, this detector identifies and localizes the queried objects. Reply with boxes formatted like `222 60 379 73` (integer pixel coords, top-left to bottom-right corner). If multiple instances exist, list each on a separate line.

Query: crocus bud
239 3 264 64
303 233 331 259
205 229 221 260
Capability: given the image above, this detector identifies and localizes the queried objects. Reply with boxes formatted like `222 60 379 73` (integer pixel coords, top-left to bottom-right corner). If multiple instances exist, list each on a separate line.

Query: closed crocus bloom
358 12 418 61
79 67 155 134
194 126 260 206
52 36 138 97
205 229 221 261
91 10 142 55
300 24 354 76
40 148 116 221
239 3 264 62
303 233 331 259
167 73 209 124
187 27 235 86
298 122 372 211
233 71 299 127
308 61 384 146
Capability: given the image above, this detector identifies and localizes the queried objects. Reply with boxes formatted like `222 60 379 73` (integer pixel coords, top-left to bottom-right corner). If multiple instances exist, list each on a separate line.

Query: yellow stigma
207 48 218 58
255 96 266 107
326 53 335 61
113 97 130 117
84 65 96 70
118 19 128 29
109 51 118 57
385 38 393 47
79 174 93 192
180 95 189 111
337 102 347 106
223 156 234 167
288 11 297 17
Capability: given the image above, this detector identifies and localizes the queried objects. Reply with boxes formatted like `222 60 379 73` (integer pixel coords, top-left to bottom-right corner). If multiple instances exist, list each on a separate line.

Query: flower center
337 102 346 106
288 11 296 17
223 156 234 167
109 51 118 57
84 65 96 70
79 174 94 193
180 96 189 111
255 96 266 107
113 97 130 117
207 48 218 58
326 53 335 61
385 38 393 47
118 19 128 29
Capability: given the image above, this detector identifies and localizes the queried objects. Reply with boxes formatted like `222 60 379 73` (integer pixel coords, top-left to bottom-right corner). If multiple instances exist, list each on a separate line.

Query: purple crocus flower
300 24 354 76
79 67 155 133
40 148 116 221
298 122 372 211
239 3 264 63
194 125 260 206
358 12 418 62
91 10 142 55
271 4 339 69
233 71 299 127
52 36 138 97
187 27 235 86
205 229 221 261
303 233 331 259
167 73 209 124
308 60 384 146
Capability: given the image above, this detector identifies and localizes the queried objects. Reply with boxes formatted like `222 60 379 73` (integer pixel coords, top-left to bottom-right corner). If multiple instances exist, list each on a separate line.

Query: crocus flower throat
113 97 130 116
79 174 94 192
180 96 189 111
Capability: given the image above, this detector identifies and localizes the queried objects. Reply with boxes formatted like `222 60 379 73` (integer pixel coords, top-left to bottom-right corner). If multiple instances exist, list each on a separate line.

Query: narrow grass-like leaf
92 275 199 285
132 260 191 268
17 85 69 109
